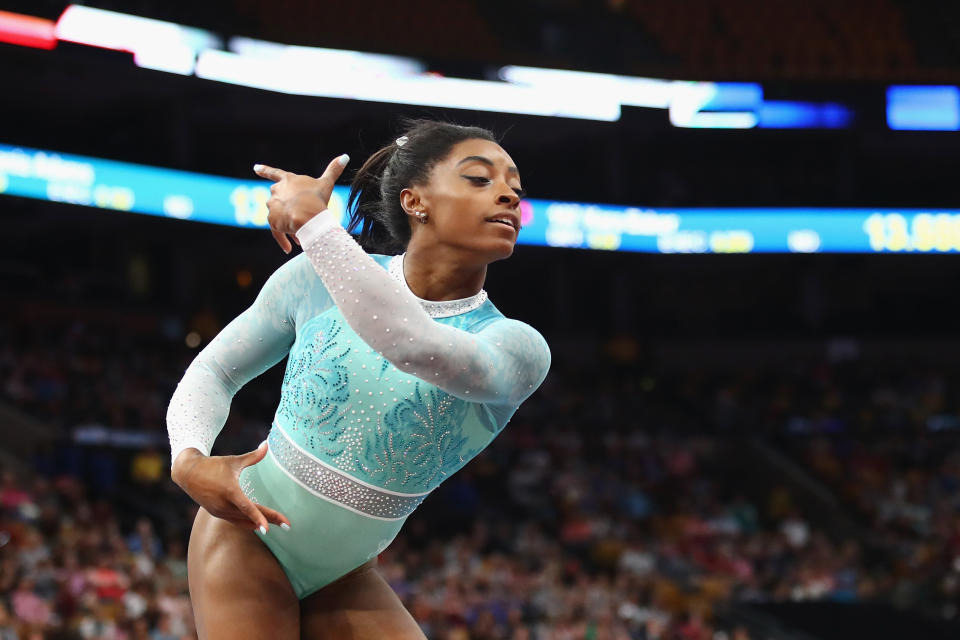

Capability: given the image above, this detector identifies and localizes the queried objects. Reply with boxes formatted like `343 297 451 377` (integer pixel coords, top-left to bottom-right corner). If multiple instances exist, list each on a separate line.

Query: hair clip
395 136 408 147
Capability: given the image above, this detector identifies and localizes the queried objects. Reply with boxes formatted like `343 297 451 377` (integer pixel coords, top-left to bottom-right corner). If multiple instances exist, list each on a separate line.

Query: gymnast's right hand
171 441 291 533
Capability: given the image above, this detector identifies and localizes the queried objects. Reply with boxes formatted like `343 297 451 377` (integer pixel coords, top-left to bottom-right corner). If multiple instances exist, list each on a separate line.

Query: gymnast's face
400 139 525 263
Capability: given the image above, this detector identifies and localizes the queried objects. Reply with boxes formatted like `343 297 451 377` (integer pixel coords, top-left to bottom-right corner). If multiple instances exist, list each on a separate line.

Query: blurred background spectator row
2 296 959 637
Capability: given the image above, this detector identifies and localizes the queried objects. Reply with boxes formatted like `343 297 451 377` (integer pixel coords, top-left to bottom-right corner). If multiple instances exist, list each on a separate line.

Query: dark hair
346 118 499 253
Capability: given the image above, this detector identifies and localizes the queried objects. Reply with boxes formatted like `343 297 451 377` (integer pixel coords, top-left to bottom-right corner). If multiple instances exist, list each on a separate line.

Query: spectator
0 600 20 640
11 577 53 628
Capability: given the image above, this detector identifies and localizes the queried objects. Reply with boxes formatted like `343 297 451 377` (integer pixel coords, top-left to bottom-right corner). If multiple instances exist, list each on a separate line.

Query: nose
496 188 519 207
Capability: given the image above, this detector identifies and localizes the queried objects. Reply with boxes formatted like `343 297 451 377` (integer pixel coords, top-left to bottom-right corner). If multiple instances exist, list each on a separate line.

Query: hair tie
395 136 408 147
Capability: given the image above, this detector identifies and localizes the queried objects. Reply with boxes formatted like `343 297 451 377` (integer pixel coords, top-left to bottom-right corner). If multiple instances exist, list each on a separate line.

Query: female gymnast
166 120 551 639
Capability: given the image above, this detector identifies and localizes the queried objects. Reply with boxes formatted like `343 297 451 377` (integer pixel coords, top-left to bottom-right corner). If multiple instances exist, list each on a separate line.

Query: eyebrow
456 155 519 174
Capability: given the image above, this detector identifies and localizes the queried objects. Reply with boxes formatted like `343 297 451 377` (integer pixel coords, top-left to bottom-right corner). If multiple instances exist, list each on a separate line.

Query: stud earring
415 211 428 223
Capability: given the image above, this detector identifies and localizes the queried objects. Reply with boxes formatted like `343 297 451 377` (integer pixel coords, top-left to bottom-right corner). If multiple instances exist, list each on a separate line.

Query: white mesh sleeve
295 212 550 405
166 261 298 465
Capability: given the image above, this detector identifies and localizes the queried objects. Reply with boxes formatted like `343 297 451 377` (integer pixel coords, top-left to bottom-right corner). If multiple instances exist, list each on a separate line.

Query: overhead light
0 10 56 50
54 5 221 75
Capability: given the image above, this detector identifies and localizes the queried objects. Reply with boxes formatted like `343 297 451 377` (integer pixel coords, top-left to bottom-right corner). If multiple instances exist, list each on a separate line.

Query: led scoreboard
2 143 959 254
519 204 960 253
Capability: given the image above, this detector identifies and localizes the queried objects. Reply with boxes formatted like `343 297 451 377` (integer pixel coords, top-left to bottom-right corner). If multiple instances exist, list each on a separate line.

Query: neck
401 243 487 301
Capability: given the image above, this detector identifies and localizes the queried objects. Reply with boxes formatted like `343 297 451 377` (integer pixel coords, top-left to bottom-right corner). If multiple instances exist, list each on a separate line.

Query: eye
464 176 526 199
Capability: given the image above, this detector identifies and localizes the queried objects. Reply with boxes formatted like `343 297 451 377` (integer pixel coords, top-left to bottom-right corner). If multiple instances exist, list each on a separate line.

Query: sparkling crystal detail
268 427 428 519
387 254 487 318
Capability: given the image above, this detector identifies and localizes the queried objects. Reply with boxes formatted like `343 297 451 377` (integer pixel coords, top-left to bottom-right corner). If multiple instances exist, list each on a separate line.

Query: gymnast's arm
166 259 299 475
293 211 551 406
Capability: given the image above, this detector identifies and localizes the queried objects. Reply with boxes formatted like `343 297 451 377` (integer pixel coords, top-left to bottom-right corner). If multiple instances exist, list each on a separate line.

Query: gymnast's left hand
254 154 350 254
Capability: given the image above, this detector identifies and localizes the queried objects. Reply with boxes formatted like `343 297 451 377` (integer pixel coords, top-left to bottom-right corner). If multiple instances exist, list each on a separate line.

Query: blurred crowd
0 472 192 640
0 426 850 640
797 433 960 615
380 427 861 639
3 313 960 638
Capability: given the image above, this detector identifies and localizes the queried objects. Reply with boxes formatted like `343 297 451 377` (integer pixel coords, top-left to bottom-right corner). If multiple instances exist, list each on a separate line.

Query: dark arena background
3 1 960 638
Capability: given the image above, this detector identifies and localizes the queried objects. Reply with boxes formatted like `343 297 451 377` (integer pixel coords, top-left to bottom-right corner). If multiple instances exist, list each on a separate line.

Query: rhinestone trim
388 254 487 318
267 426 429 521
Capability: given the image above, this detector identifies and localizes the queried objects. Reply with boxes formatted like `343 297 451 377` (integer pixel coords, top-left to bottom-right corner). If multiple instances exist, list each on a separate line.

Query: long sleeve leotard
166 211 550 596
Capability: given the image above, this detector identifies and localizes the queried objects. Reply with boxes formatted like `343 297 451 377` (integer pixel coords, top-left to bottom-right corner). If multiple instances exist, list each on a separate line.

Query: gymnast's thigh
187 507 300 640
299 559 426 640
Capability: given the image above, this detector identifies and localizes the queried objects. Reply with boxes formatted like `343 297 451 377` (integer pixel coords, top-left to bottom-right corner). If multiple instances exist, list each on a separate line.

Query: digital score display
2 143 959 254
519 203 960 253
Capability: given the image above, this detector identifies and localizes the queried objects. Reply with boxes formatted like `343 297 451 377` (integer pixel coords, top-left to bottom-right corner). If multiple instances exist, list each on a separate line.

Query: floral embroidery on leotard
276 312 484 492
347 382 480 490
277 317 352 453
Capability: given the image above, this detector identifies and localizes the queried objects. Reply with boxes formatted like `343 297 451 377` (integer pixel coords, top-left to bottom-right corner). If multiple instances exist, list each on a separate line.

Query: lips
486 212 519 231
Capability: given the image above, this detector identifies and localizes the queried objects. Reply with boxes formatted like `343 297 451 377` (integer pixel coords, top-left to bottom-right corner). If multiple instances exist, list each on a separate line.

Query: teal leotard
167 213 550 599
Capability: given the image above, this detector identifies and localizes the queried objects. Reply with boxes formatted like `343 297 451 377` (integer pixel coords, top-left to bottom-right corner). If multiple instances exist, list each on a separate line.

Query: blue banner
2 143 959 254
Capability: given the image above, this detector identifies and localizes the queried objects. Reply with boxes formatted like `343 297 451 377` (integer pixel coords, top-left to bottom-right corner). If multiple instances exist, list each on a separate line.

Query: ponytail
346 145 398 252
346 118 499 253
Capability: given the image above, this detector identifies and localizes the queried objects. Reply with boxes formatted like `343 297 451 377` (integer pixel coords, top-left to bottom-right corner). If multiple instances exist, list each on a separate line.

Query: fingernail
338 154 350 167
280 523 290 531
253 164 263 172
259 525 267 535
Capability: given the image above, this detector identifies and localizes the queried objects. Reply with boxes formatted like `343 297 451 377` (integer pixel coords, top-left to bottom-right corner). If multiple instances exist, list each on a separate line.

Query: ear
399 187 426 221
